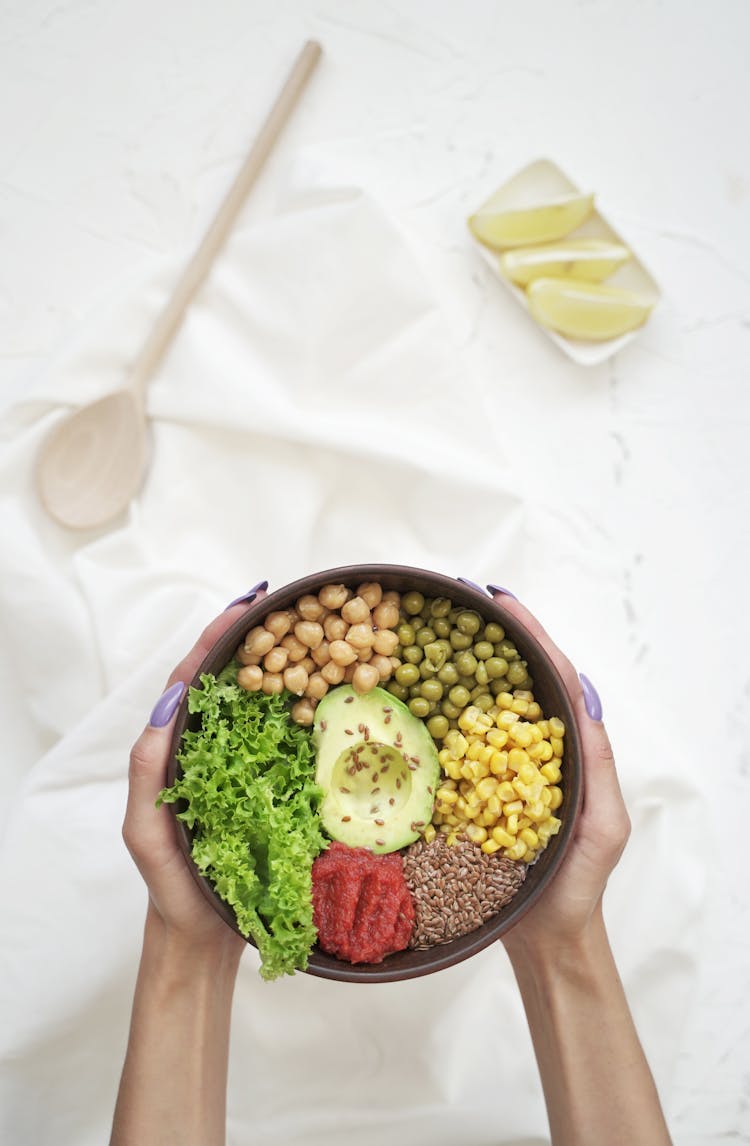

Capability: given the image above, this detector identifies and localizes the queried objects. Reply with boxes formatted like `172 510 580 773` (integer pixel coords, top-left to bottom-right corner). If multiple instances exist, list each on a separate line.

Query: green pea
507 661 528 686
441 699 461 719
433 617 451 638
490 677 511 696
430 597 452 618
419 659 438 679
458 675 476 689
423 641 447 670
420 678 444 703
427 713 450 740
397 622 415 646
486 656 509 680
409 683 422 697
455 651 478 678
416 626 436 649
409 696 430 719
402 591 424 616
449 629 473 651
474 692 494 713
387 680 409 702
475 661 489 686
395 662 420 687
448 684 471 708
437 662 459 686
473 640 494 661
498 641 518 661
484 622 505 643
403 644 423 665
456 610 482 636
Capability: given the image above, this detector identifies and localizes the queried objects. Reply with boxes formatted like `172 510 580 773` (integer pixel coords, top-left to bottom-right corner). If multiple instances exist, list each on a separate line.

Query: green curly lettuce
159 667 325 980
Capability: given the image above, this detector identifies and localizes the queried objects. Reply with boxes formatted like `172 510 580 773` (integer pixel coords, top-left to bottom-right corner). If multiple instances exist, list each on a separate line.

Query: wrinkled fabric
0 175 703 1146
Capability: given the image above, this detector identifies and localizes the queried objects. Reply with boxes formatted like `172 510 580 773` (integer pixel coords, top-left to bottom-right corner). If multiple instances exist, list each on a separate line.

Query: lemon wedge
527 278 654 341
468 192 594 250
500 239 631 286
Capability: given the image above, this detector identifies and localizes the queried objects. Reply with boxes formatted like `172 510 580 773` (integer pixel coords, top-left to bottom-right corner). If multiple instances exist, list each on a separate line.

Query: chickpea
291 698 316 726
297 594 326 622
346 622 375 649
265 611 293 639
352 662 380 694
369 653 393 681
382 590 401 606
341 596 370 625
294 620 324 650
356 582 383 609
373 600 400 630
356 646 373 662
236 644 261 666
306 672 329 700
321 660 346 685
372 628 399 656
264 646 289 673
281 633 308 662
324 614 348 642
262 672 284 695
245 626 276 656
311 639 331 667
283 664 309 696
328 639 358 666
343 662 357 683
299 656 316 675
237 664 263 690
318 583 349 610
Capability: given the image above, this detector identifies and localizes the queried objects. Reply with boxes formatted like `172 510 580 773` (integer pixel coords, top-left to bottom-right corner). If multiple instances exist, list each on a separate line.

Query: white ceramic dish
469 158 661 365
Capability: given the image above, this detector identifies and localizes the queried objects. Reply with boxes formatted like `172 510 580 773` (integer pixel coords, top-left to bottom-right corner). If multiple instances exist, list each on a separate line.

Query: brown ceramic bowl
167 564 583 982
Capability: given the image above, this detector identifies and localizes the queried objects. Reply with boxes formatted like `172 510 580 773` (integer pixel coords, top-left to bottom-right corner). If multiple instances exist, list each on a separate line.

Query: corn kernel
508 748 530 772
511 697 530 716
438 748 453 767
486 794 502 816
548 786 563 810
540 762 562 784
527 702 542 721
547 816 562 835
496 692 514 710
549 717 565 738
510 722 534 747
506 813 519 835
481 839 501 854
444 759 463 781
486 727 508 749
492 826 515 848
465 823 488 844
476 776 498 801
467 741 482 761
477 810 497 828
503 799 524 816
498 709 520 728
518 761 539 785
423 823 436 844
478 744 495 766
506 840 527 861
540 786 552 806
522 848 537 863
490 751 509 776
520 827 539 849
536 719 549 738
551 736 564 758
528 741 548 761
496 781 516 802
528 724 543 743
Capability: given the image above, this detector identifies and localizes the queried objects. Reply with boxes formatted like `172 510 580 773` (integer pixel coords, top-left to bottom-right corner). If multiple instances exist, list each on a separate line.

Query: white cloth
0 168 704 1146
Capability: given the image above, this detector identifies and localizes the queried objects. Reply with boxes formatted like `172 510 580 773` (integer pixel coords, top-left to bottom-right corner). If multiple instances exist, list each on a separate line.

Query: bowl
167 564 583 982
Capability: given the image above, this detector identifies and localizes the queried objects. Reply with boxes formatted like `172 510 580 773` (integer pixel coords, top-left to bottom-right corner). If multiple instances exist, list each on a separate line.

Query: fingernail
225 580 267 610
149 681 187 728
579 673 603 721
456 578 488 594
486 584 518 600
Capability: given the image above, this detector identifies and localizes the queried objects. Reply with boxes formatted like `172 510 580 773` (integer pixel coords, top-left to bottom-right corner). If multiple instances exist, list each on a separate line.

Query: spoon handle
127 39 322 401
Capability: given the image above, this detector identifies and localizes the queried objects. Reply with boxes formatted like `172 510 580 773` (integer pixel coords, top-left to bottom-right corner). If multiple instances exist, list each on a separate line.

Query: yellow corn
492 826 516 848
423 823 436 844
551 736 565 758
497 709 520 728
505 840 527 861
510 722 534 747
486 727 508 749
496 692 514 709
548 786 563 810
549 717 566 738
520 827 539 849
541 762 562 783
508 748 530 772
465 823 488 844
476 776 498 801
506 812 519 835
481 838 501 854
511 697 529 716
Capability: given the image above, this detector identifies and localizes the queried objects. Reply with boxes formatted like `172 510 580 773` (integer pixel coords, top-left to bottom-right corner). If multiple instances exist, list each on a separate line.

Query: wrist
142 904 244 987
502 904 611 981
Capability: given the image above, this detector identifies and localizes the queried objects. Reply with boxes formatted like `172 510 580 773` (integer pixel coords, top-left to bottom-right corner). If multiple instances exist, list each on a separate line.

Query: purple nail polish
486 584 518 600
149 681 187 728
456 578 489 594
579 673 603 721
225 580 267 610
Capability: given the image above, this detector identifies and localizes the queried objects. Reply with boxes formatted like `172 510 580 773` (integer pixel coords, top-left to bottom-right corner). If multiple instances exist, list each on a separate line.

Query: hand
485 588 631 956
122 584 268 954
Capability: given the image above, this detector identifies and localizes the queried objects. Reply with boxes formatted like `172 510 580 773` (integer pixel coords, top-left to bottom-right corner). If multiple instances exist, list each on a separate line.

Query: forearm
504 910 672 1146
111 906 243 1146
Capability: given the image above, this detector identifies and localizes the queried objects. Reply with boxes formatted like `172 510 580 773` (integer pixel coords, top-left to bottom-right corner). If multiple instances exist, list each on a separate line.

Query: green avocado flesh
313 685 439 854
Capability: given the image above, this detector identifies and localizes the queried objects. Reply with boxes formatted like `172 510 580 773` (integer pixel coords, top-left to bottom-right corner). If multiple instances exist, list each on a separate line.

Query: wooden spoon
36 40 322 530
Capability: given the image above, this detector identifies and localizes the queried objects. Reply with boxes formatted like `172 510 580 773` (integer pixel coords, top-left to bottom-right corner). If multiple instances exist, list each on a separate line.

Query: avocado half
313 685 439 854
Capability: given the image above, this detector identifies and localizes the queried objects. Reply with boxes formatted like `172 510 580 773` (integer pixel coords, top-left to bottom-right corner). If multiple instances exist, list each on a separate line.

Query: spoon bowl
36 390 147 529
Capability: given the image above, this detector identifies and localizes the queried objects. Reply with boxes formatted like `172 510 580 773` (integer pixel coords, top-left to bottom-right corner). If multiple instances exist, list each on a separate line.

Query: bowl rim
167 564 583 982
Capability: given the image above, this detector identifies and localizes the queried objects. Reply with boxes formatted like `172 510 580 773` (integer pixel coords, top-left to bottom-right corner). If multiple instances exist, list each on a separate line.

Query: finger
165 586 268 690
123 681 187 865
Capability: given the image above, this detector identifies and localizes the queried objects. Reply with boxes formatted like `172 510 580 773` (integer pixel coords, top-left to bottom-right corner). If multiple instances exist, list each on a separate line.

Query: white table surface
1 3 749 1144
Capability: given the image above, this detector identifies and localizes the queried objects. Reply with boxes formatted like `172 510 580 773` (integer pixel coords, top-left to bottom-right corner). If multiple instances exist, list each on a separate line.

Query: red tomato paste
312 841 415 964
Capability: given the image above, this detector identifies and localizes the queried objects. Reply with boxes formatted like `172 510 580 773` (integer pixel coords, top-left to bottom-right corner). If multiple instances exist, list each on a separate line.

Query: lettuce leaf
159 668 325 980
